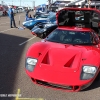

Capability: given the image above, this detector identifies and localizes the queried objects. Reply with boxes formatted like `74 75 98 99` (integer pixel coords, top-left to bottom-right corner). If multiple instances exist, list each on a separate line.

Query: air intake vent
64 56 75 67
42 52 50 64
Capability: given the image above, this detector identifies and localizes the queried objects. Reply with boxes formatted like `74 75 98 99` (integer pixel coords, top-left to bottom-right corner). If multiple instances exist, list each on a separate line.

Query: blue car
23 13 56 30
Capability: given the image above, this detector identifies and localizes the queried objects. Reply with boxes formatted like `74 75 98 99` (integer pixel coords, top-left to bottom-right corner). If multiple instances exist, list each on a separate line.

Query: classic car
23 12 56 30
25 7 100 92
31 23 57 38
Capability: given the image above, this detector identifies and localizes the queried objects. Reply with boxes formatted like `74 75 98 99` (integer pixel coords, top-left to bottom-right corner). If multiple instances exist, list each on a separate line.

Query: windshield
48 14 56 21
46 29 95 45
36 14 49 19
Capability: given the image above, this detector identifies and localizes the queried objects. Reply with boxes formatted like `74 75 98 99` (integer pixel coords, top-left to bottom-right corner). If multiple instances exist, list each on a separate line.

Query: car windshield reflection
48 14 56 20
46 29 95 45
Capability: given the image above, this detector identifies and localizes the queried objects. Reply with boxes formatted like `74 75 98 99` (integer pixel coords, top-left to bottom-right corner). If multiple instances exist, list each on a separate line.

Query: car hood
27 42 100 73
31 26 40 32
22 20 35 25
26 42 100 85
40 47 82 72
32 28 42 33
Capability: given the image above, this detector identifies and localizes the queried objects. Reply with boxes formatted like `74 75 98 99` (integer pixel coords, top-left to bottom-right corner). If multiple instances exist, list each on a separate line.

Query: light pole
48 0 51 10
1 0 3 5
33 1 35 9
20 0 21 6
12 0 13 5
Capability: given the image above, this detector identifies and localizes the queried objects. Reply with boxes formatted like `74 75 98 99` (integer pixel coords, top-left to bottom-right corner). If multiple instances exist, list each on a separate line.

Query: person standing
8 5 17 28
25 8 29 18
25 8 29 16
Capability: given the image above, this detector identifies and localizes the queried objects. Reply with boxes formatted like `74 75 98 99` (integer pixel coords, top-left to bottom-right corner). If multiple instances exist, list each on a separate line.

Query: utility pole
48 0 51 10
12 0 13 5
52 0 53 4
20 0 21 6
1 1 3 5
33 1 35 9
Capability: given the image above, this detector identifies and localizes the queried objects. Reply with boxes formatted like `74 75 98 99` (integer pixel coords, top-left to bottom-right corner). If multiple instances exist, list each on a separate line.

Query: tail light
31 32 37 36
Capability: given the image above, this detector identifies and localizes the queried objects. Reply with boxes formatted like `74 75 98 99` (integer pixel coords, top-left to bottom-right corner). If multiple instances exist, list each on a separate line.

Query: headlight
26 58 38 72
22 22 27 25
81 65 97 80
83 66 97 74
27 22 33 26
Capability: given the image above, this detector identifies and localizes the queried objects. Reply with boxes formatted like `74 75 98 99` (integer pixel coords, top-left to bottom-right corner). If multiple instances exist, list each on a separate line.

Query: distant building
50 0 71 11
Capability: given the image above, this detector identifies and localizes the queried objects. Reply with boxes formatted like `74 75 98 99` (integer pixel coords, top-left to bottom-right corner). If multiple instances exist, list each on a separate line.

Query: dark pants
10 17 16 27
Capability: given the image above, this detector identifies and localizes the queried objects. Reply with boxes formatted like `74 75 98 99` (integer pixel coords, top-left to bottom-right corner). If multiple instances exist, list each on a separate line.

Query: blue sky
1 0 52 7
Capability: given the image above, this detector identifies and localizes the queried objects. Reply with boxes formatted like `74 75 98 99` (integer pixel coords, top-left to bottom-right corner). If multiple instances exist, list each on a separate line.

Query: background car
12 8 17 14
0 7 3 16
31 23 57 38
23 13 56 30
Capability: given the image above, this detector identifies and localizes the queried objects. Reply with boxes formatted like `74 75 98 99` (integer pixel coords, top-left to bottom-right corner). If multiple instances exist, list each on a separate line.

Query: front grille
36 80 72 90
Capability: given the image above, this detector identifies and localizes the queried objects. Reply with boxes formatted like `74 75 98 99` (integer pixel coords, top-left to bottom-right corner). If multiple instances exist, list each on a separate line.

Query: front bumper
30 78 93 91
25 69 95 92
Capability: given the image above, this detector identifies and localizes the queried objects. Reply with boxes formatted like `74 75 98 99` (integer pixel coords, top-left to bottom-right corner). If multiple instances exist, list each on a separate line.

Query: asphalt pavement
0 11 100 100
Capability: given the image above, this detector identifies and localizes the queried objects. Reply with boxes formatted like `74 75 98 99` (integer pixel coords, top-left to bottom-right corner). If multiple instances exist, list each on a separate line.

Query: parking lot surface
0 11 100 100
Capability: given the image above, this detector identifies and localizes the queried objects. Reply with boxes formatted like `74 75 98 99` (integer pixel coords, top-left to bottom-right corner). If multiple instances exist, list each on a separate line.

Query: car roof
57 26 92 32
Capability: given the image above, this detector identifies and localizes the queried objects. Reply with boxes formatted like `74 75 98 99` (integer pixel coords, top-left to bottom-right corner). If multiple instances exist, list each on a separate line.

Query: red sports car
25 8 100 92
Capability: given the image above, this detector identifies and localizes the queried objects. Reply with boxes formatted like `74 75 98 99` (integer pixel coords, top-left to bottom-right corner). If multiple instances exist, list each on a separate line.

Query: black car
31 23 57 38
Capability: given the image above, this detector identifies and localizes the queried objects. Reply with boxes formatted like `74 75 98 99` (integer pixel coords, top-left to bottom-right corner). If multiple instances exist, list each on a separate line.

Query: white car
0 7 3 16
12 8 17 14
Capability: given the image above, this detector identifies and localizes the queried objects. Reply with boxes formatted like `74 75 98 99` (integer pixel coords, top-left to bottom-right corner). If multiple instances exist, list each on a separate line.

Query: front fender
26 42 50 58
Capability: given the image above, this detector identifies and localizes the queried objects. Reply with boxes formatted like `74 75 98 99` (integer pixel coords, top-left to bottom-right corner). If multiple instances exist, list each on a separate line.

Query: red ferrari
25 8 100 92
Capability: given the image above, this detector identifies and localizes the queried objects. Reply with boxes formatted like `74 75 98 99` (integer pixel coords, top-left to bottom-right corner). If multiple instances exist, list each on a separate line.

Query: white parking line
19 36 36 46
0 28 15 32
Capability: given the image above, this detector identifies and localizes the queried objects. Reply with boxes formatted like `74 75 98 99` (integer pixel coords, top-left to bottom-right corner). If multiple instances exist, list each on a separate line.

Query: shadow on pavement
0 32 28 100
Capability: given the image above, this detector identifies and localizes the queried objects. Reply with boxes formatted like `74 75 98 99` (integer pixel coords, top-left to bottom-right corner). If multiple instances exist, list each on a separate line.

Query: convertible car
25 8 100 92
31 23 57 38
23 12 56 30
